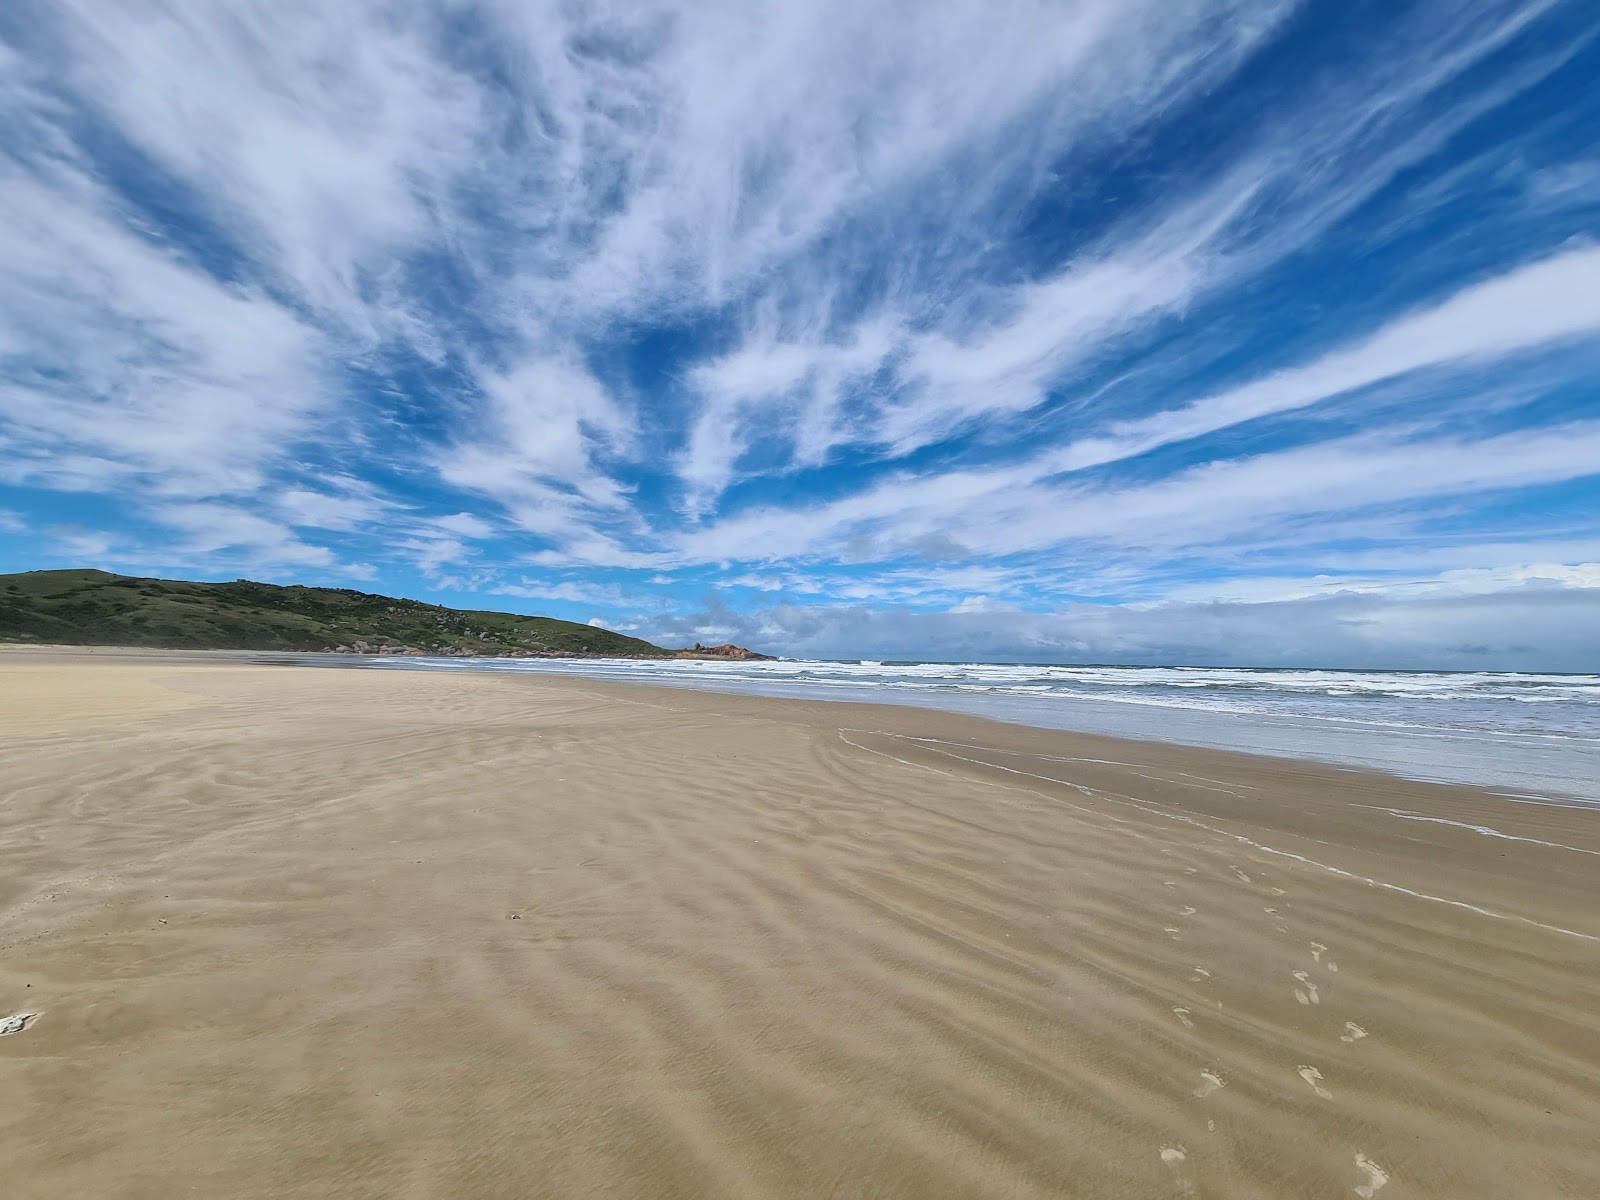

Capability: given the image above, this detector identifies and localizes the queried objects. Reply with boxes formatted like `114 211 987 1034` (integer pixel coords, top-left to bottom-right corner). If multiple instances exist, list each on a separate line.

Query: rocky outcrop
672 642 776 661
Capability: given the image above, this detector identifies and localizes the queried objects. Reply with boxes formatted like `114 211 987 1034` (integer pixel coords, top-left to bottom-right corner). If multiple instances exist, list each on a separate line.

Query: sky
2 0 1598 668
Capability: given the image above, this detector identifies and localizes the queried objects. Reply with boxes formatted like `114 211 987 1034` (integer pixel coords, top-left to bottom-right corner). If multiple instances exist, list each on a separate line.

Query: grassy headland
0 569 676 657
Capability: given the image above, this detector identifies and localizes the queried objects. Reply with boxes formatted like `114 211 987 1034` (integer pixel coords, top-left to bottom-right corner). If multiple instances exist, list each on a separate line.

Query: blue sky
2 0 1598 667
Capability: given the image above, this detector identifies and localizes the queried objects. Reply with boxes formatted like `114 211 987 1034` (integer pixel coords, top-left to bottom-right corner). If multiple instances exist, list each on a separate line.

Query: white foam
360 654 1600 803
1360 806 1600 855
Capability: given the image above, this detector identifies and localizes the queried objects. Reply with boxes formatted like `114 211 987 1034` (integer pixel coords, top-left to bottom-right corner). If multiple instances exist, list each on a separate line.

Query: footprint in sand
1229 866 1251 883
1310 942 1340 972
1159 1145 1195 1196
1172 1007 1195 1028
1189 966 1211 982
1340 1022 1368 1044
1163 880 1178 889
1179 905 1196 916
1270 886 1286 896
1164 927 1183 940
1297 1065 1332 1099
1293 970 1320 1005
1354 1152 1389 1196
1192 1071 1225 1099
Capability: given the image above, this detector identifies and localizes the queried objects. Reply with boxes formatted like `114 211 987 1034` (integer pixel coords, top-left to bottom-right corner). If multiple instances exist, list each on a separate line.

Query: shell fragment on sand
1 1012 38 1036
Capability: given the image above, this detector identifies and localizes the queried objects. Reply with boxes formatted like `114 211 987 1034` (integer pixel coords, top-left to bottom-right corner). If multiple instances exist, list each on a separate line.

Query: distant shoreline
9 643 1596 807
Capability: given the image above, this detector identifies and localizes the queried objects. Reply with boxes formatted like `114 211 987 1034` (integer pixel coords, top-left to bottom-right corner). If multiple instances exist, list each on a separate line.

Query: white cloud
1080 244 1600 467
875 183 1256 454
152 502 337 568
660 0 1579 505
637 586 1600 671
491 579 658 610
396 536 471 574
497 0 1288 321
667 237 1600 569
3 0 1595 665
423 512 496 540
947 595 1018 615
45 0 488 338
1156 561 1600 605
435 356 633 538
1428 562 1600 593
276 488 394 533
0 152 324 498
664 202 1600 541
1304 539 1600 576
680 317 900 515
1000 421 1600 557
47 527 115 561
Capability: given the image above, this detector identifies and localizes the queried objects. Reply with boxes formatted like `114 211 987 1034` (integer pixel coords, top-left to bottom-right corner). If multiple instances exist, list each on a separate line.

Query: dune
1 651 1596 1198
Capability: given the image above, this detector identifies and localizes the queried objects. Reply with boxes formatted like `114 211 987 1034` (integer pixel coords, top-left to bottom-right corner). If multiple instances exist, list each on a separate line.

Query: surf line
891 736 1255 797
1355 806 1600 857
836 729 1146 834
843 729 1600 945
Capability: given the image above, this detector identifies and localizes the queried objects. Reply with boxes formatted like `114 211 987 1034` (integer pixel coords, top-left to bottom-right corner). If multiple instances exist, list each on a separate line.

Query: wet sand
1 651 1597 1198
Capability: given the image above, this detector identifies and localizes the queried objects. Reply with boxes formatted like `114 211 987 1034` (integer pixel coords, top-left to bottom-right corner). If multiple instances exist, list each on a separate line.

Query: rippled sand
2 653 1596 1198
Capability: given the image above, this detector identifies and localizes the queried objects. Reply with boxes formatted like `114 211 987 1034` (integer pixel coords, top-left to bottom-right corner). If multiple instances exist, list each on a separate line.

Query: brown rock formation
673 642 776 661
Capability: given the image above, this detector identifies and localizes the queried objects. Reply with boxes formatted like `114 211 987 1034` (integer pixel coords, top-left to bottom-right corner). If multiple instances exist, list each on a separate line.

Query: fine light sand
1 653 1597 1199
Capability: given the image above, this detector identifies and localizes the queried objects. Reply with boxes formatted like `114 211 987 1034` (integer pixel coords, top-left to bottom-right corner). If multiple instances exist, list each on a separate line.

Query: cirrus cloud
1 0 1597 667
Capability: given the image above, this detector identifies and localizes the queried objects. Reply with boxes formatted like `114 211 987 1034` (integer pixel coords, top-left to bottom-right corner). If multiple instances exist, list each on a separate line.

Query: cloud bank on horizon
2 0 1598 668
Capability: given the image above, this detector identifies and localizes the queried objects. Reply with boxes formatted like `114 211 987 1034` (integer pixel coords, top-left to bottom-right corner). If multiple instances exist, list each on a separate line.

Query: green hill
0 569 672 658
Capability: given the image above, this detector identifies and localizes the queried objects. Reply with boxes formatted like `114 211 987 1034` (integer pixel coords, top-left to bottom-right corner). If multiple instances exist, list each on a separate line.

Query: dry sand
1 652 1597 1198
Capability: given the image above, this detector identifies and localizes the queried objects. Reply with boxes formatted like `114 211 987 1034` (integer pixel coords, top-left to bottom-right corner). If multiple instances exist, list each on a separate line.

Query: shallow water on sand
362 657 1600 804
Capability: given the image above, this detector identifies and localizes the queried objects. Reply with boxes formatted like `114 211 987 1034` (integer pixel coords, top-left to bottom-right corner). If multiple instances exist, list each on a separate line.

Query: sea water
363 657 1600 805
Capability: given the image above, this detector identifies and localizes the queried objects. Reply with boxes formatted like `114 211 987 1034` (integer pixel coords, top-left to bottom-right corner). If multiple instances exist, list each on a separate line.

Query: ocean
363 656 1600 806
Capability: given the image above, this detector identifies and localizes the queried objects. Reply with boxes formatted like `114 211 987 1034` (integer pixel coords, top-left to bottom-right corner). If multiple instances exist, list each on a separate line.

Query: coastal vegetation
0 569 683 657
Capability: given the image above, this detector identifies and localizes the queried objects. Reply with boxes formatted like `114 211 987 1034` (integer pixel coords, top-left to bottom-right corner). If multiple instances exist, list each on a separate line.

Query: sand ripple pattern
2 659 1597 1198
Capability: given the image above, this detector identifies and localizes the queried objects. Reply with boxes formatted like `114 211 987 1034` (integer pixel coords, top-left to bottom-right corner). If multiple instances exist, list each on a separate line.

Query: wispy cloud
635 588 1600 672
0 149 324 497
151 503 339 569
667 245 1600 571
1 1 1597 665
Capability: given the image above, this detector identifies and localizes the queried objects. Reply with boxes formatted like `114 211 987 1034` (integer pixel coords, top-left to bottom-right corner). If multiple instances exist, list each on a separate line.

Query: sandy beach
1 651 1596 1199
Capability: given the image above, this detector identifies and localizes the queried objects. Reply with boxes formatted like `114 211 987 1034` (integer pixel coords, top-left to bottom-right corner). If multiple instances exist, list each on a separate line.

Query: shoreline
3 653 1598 1197
5 642 1596 807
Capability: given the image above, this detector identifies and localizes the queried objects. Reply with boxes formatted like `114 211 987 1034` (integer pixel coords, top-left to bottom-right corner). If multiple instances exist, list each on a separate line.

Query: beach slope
1 653 1596 1198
